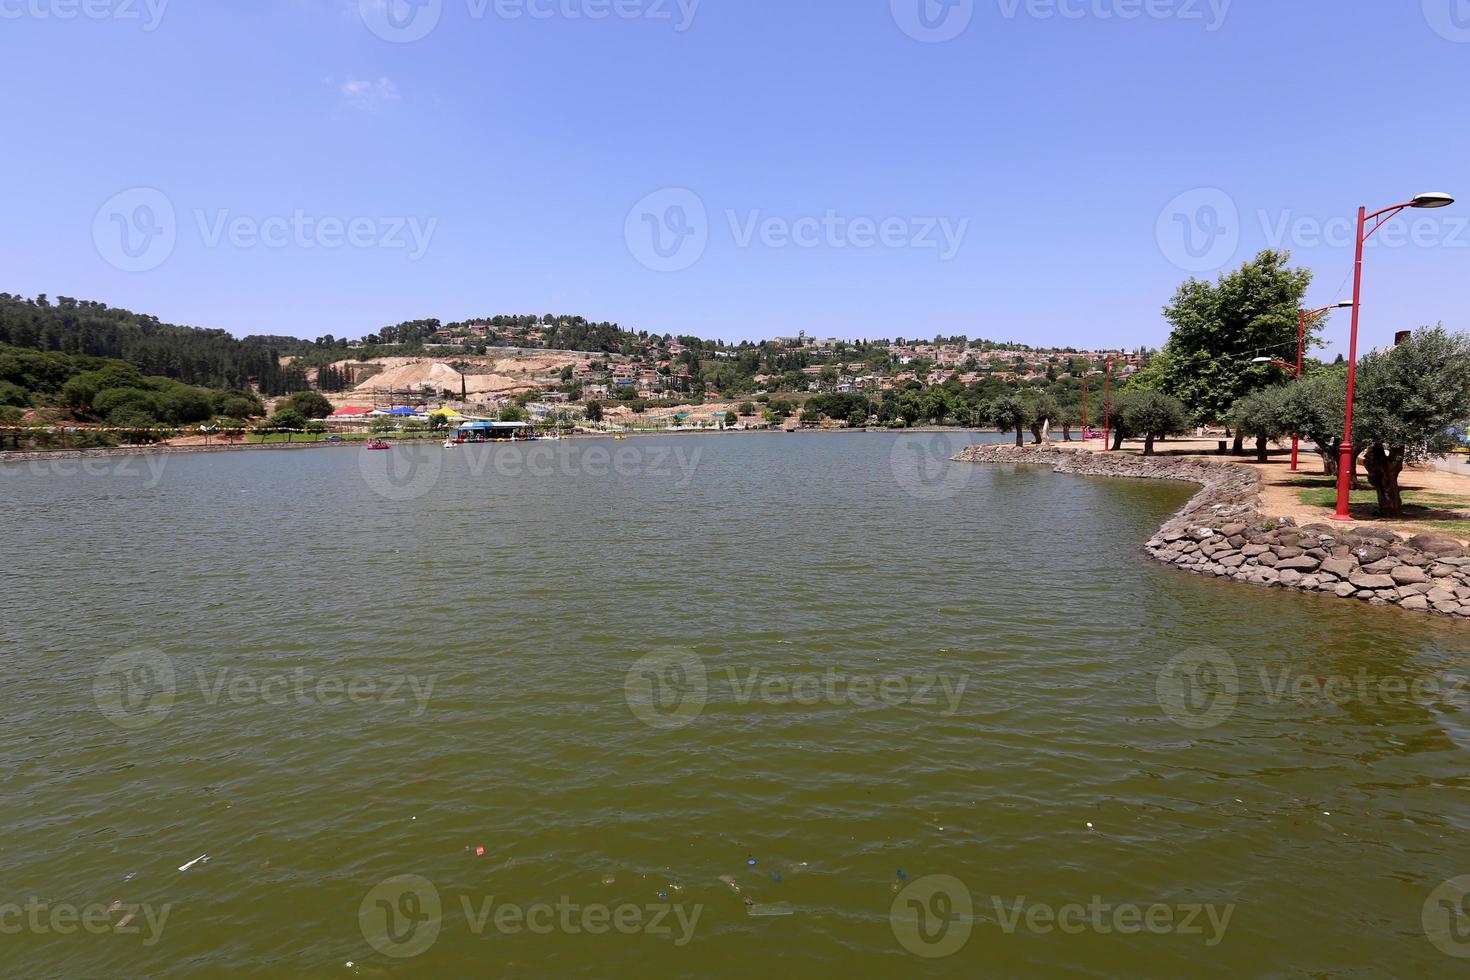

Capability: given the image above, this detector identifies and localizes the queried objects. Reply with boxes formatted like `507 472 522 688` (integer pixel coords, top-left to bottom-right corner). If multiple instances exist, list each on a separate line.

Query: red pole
1103 359 1112 452
1290 309 1306 471
1333 206 1367 522
1082 377 1088 438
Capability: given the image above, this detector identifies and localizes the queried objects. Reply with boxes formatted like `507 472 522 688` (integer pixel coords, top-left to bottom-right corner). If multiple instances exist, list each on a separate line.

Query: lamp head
1411 192 1455 209
1252 357 1272 364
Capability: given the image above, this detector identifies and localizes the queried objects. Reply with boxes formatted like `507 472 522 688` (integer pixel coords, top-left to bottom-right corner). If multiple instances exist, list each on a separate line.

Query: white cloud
334 76 401 111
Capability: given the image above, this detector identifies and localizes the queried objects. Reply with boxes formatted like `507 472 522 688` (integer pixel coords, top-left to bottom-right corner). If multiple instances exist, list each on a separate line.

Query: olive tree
1353 326 1470 517
1021 392 1060 444
1228 388 1289 463
1120 390 1190 456
988 396 1031 448
1275 367 1347 476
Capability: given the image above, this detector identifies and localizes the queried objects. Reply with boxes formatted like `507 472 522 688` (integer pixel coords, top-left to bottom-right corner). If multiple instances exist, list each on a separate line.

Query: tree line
0 294 309 395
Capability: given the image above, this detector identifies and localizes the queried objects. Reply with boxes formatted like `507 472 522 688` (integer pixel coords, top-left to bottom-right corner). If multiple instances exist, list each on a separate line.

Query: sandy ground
309 354 594 407
1070 434 1470 543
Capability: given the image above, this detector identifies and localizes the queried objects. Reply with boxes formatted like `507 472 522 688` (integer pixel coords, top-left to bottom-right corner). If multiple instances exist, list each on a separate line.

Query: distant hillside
0 294 307 394
0 293 1116 401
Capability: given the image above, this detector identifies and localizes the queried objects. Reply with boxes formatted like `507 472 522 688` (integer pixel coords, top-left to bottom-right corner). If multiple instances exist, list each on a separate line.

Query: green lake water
5 431 1470 977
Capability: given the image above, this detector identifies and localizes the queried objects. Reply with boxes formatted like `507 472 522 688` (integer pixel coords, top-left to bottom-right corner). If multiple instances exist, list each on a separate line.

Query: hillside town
300 318 1143 432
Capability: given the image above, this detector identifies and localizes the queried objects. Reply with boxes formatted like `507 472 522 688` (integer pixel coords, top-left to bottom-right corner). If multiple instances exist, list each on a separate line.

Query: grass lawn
1292 476 1470 535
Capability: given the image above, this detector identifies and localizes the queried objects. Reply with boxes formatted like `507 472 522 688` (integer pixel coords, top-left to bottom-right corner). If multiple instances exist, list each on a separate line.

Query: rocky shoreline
0 441 352 464
954 444 1470 623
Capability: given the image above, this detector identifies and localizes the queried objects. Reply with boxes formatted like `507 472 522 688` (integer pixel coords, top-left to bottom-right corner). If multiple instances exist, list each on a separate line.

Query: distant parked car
324 435 346 442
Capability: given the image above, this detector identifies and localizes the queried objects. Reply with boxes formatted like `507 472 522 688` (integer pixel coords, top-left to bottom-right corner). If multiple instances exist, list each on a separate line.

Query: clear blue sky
1 0 1465 355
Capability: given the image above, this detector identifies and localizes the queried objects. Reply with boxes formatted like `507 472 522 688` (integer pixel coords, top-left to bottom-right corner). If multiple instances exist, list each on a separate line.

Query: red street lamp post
1333 192 1455 522
1103 355 1123 452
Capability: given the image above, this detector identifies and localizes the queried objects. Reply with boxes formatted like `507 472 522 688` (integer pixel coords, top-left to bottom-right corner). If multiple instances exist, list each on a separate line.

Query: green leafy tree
160 386 215 424
0 380 28 407
269 408 307 442
895 390 926 425
284 390 334 419
93 387 163 425
1353 326 1470 516
988 396 1031 447
847 408 867 428
211 389 264 417
1227 388 1287 463
1121 391 1190 456
1021 392 1060 444
585 401 604 423
1275 367 1347 475
1160 250 1313 448
738 401 756 417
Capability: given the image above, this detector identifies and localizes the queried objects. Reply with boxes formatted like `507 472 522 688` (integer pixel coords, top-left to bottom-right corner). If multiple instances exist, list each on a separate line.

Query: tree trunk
1311 434 1338 476
1232 433 1245 456
1144 433 1156 456
1255 435 1268 463
1112 428 1125 451
1014 424 1024 448
1062 422 1072 442
1030 421 1043 445
1362 443 1405 517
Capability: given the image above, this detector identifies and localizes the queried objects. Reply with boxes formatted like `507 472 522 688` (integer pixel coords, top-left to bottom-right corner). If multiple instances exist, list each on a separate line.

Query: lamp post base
1332 441 1356 521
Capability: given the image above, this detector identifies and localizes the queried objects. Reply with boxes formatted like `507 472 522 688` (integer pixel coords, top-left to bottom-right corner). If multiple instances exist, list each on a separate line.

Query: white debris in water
178 853 209 872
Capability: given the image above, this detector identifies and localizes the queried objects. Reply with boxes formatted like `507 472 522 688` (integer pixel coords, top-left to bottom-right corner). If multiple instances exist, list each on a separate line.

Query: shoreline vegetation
0 424 997 464
958 443 1470 623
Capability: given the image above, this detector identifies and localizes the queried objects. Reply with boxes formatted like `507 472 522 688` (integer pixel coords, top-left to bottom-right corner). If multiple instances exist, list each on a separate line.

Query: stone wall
954 444 1470 623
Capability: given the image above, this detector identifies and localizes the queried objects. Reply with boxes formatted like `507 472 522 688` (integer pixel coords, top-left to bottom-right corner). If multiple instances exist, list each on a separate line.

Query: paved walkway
1434 455 1470 477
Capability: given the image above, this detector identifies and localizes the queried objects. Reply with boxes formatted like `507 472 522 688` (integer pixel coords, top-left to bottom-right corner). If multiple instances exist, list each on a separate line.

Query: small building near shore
453 421 533 442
